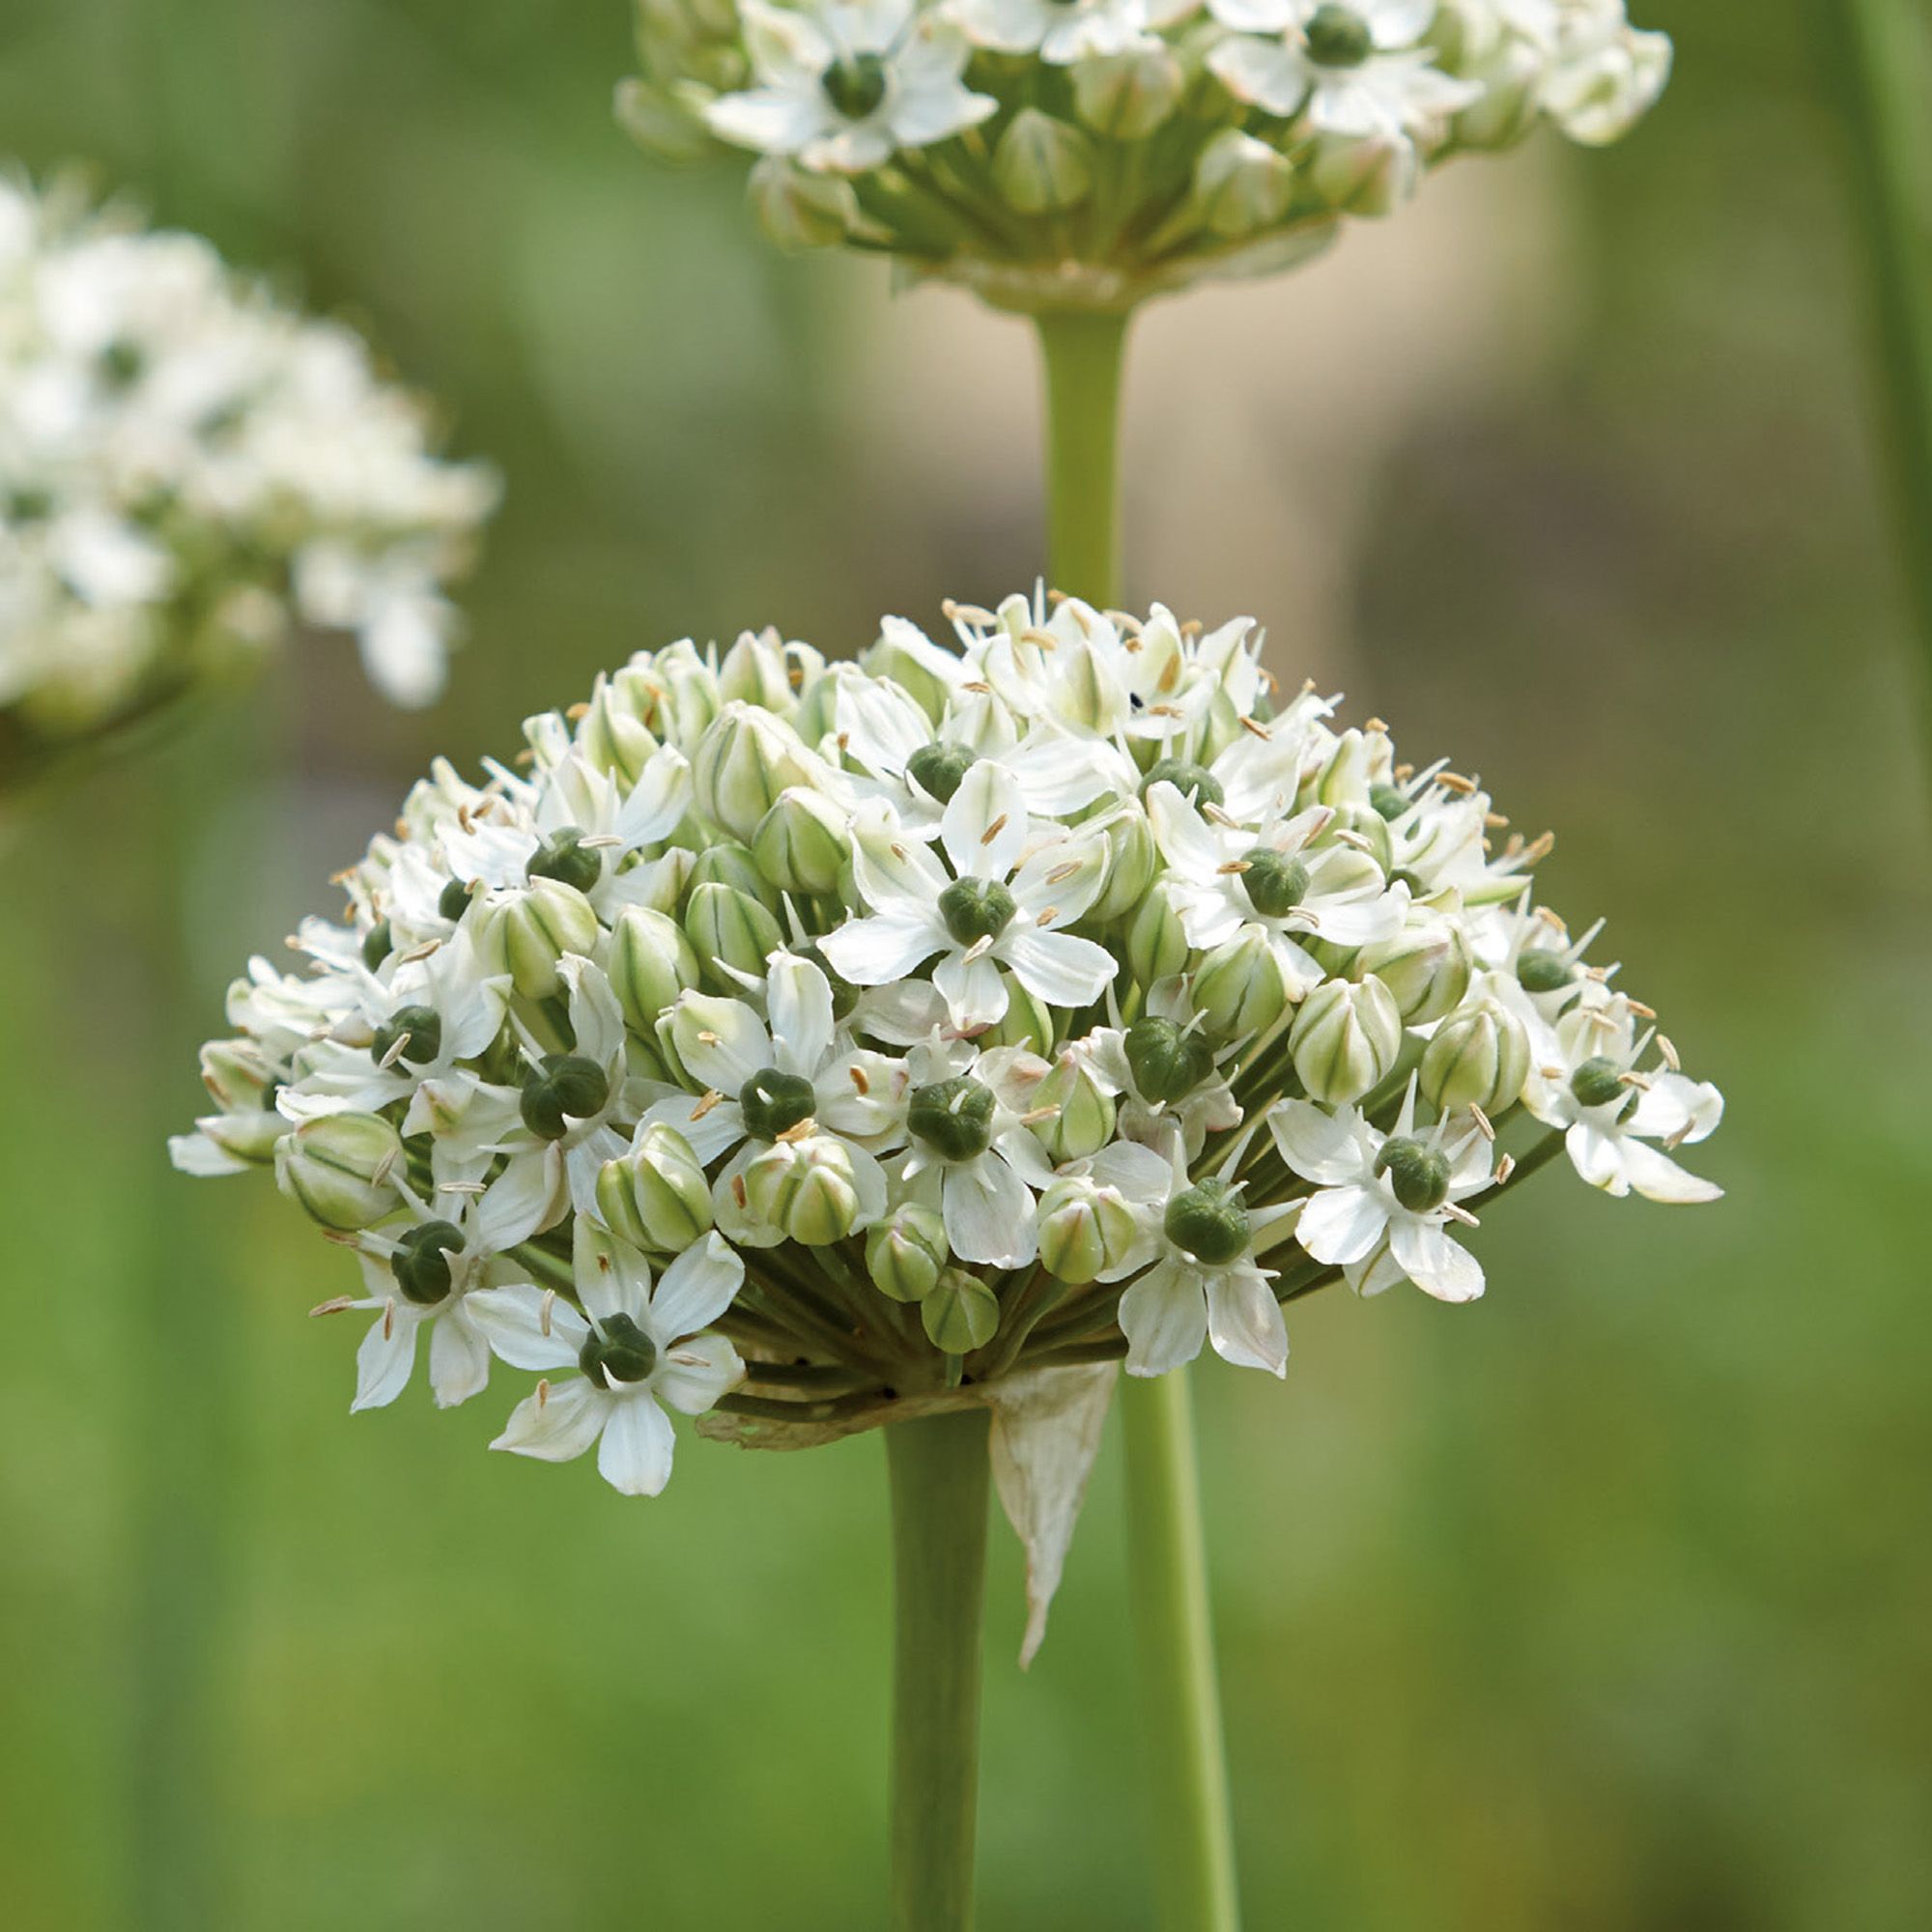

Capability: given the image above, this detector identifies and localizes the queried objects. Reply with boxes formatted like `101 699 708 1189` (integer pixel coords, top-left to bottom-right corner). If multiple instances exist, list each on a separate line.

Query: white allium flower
948 0 1152 65
0 176 497 784
471 1230 747 1496
1207 0 1482 136
176 590 1722 1501
704 0 998 173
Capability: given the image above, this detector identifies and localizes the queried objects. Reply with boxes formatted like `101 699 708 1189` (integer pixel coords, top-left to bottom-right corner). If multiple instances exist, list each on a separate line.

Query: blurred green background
3 1 1929 1926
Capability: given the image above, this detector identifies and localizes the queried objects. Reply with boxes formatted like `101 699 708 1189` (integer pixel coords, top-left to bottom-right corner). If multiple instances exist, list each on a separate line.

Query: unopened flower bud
1037 1176 1141 1286
719 627 822 712
1357 921 1472 1025
640 640 720 747
1028 1053 1117 1163
1163 1178 1251 1266
1124 1014 1213 1103
1542 29 1672 148
866 1204 949 1302
684 881 782 989
1192 129 1294 241
1126 882 1193 988
1194 928 1291 1039
1073 45 1183 140
491 876 600 1000
994 109 1094 215
748 154 860 250
689 838 778 908
610 905 702 1037
597 1122 713 1250
1089 803 1156 924
1309 131 1416 215
1419 997 1529 1114
276 1112 403 1230
520 1053 611 1140
692 701 816 843
1290 976 1404 1104
1453 41 1543 150
743 1134 865 1245
921 1269 1000 1353
576 674 660 786
613 75 712 164
980 975 1055 1058
753 785 850 895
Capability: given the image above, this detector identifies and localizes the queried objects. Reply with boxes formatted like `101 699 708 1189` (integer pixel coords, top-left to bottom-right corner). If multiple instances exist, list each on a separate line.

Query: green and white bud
753 785 850 895
1124 1014 1213 1104
196 1042 283 1161
576 675 660 787
609 905 702 1037
1073 44 1183 140
743 1134 864 1246
1126 882 1192 989
866 1203 949 1303
1027 1052 1117 1164
993 109 1094 215
1088 803 1157 925
689 838 779 909
596 1122 713 1250
684 881 782 989
1037 1176 1141 1286
1192 129 1294 242
1357 919 1473 1025
1419 998 1530 1115
490 876 600 1001
639 639 720 748
980 975 1056 1058
692 700 817 843
275 1113 403 1231
613 75 712 164
748 154 860 250
1309 131 1415 216
921 1269 1000 1354
1289 976 1404 1104
1193 928 1291 1039
719 627 823 712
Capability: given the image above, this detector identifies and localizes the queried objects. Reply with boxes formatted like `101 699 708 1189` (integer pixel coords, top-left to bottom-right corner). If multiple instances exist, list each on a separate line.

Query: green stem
1120 1374 1243 1931
1036 308 1130 602
1035 301 1242 1930
1823 0 1932 753
887 1406 991 1932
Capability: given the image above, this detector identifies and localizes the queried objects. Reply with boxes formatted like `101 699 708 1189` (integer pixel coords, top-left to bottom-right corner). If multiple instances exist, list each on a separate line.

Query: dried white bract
175 590 1721 1499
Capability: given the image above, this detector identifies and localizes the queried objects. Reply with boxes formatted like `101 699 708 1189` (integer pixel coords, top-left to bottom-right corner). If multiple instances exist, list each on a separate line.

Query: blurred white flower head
0 175 498 786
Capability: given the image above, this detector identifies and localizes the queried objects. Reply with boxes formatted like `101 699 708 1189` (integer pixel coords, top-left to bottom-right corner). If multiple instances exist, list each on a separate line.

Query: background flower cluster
0 176 497 787
622 0 1670 300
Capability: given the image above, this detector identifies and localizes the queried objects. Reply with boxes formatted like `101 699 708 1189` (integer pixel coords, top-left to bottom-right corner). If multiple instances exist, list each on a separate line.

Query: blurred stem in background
125 719 242 1932
1036 306 1244 1932
887 1407 990 1932
1826 0 1932 755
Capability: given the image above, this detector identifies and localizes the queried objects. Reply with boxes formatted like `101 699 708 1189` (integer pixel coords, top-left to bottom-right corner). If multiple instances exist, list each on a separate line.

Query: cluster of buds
620 0 1670 308
174 589 1720 1500
0 176 498 790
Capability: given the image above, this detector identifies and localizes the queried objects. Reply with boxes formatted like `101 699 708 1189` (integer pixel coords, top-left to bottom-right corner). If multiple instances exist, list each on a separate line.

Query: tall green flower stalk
1037 305 1242 1931
1827 0 1932 748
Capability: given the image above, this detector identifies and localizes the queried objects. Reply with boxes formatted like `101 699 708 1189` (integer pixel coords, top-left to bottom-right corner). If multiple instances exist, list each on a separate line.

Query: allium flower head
177 583 1721 1583
0 176 497 789
619 0 1671 308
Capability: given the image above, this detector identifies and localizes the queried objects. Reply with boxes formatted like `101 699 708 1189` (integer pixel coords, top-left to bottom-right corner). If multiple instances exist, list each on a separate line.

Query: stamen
691 1089 724 1120
980 813 1009 845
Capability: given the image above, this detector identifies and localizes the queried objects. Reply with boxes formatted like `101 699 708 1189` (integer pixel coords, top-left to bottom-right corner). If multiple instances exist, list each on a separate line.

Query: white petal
820 908 946 986
1119 1261 1208 1377
1204 1267 1289 1376
492 1377 610 1463
1388 1216 1486 1302
352 1307 420 1411
1295 1182 1390 1265
596 1391 677 1495
574 1220 653 1323
427 1306 494 1407
467 1284 586 1372
932 947 1010 1029
768 952 836 1077
649 1231 746 1338
672 993 771 1092
653 1329 747 1415
472 1155 557 1252
944 1156 1037 1268
1619 1136 1723 1205
1268 1100 1368 1185
940 759 1030 880
999 926 1115 1010
639 1092 746 1166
